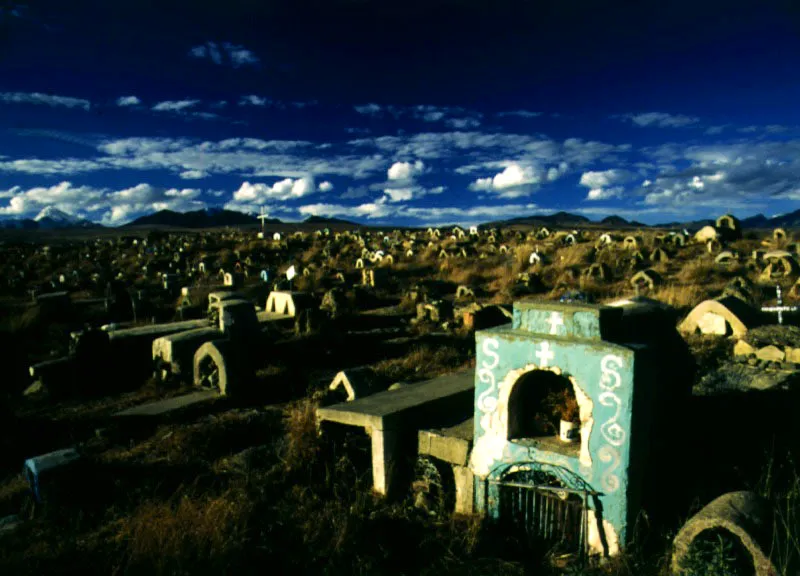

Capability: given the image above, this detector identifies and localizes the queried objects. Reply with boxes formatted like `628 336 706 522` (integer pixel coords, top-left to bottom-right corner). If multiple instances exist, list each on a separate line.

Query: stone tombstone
472 299 691 558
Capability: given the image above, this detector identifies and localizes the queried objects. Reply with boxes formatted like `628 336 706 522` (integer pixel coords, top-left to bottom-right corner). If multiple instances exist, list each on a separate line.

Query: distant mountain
124 209 275 228
741 209 800 229
488 211 592 228
599 215 630 227
0 207 100 230
33 207 100 229
303 215 361 227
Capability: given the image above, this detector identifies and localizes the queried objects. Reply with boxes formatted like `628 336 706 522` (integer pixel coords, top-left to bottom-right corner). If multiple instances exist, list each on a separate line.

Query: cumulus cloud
188 42 259 67
231 176 321 204
579 169 633 201
318 181 334 192
0 92 90 111
618 112 699 128
0 181 206 224
298 199 392 220
116 96 141 107
384 188 414 202
152 100 200 112
469 163 541 197
387 160 425 181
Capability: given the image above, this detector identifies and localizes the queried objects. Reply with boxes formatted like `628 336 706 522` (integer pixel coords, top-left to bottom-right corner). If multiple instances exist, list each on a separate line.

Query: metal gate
487 464 593 557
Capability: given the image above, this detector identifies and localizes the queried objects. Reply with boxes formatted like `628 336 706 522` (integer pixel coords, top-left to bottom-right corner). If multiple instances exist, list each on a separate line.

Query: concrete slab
418 417 474 466
318 369 474 498
114 389 219 418
317 369 474 431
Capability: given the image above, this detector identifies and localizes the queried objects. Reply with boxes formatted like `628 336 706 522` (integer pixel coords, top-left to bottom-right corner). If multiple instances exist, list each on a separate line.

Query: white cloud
384 188 414 202
239 95 268 107
469 163 540 197
388 160 425 181
445 117 481 129
152 100 200 112
354 103 382 116
179 170 208 180
586 187 625 200
116 95 141 107
579 169 632 201
0 92 90 111
232 177 320 204
298 199 392 220
0 181 206 224
188 41 259 67
619 112 699 128
318 181 334 192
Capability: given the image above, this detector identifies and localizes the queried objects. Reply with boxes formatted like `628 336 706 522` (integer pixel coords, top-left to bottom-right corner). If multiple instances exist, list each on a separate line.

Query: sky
1 0 800 227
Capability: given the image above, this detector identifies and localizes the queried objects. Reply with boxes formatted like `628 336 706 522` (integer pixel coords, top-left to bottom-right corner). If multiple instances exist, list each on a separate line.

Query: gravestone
470 298 693 557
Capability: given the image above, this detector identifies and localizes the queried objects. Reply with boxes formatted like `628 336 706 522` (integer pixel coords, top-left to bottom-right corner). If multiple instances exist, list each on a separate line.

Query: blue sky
1 0 800 226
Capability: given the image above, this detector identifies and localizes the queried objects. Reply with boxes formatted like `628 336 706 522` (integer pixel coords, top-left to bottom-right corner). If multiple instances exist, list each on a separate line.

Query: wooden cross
761 285 798 325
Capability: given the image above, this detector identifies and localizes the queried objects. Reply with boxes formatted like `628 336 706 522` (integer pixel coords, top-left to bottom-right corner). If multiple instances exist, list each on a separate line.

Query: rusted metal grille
487 470 591 557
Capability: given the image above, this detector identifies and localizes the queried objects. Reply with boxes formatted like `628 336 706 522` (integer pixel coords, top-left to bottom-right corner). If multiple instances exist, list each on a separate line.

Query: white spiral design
598 391 626 446
598 445 621 493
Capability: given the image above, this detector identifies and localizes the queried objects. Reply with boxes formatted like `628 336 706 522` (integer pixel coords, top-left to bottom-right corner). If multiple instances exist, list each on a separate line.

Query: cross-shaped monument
257 207 269 237
761 285 798 325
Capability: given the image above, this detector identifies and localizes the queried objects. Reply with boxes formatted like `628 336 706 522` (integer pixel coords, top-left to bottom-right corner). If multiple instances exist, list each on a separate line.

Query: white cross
535 341 555 367
257 207 269 234
546 311 564 335
761 285 798 325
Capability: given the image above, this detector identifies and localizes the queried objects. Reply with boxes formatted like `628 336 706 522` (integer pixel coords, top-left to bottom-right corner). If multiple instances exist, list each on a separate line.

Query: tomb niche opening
507 370 580 451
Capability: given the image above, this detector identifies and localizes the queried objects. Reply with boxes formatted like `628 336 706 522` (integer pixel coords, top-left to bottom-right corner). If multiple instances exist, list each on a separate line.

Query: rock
733 340 756 357
23 380 48 398
747 357 759 367
785 347 800 364
755 345 785 362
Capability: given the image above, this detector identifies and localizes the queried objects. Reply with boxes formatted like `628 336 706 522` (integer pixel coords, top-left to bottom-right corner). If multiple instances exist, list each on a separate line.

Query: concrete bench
317 369 474 497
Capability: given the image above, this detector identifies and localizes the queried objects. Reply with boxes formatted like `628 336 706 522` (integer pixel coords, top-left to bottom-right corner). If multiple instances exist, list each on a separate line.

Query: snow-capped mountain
34 206 81 224
34 207 84 226
0 207 102 230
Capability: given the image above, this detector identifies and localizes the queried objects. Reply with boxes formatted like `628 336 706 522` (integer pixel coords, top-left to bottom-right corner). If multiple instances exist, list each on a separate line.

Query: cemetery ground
0 220 798 575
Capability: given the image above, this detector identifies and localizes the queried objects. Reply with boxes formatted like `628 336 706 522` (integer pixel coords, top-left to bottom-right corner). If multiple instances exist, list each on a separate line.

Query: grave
263 290 314 318
328 367 387 402
671 491 779 576
679 296 763 337
317 370 474 497
152 327 222 384
468 298 693 557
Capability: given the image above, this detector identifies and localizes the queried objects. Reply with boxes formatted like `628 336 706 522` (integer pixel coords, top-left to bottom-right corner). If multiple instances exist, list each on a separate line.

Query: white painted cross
535 341 555 367
257 207 269 235
761 285 798 325
546 311 564 335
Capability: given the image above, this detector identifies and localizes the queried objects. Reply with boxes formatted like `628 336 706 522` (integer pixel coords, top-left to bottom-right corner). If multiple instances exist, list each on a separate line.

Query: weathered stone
785 347 800 364
755 345 785 362
733 340 756 357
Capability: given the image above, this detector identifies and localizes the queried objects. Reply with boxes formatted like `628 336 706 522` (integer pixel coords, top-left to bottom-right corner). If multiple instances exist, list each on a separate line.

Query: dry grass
651 283 707 309
113 487 252 575
373 343 473 383
282 398 321 470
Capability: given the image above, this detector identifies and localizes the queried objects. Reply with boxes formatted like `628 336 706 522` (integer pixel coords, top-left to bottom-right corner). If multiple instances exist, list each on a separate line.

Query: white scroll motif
597 354 626 493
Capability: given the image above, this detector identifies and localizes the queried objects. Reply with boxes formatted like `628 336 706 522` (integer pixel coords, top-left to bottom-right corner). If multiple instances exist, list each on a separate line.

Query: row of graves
3 216 800 573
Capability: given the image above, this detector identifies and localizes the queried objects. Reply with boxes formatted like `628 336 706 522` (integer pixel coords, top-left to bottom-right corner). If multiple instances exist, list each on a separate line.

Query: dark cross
761 285 798 325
